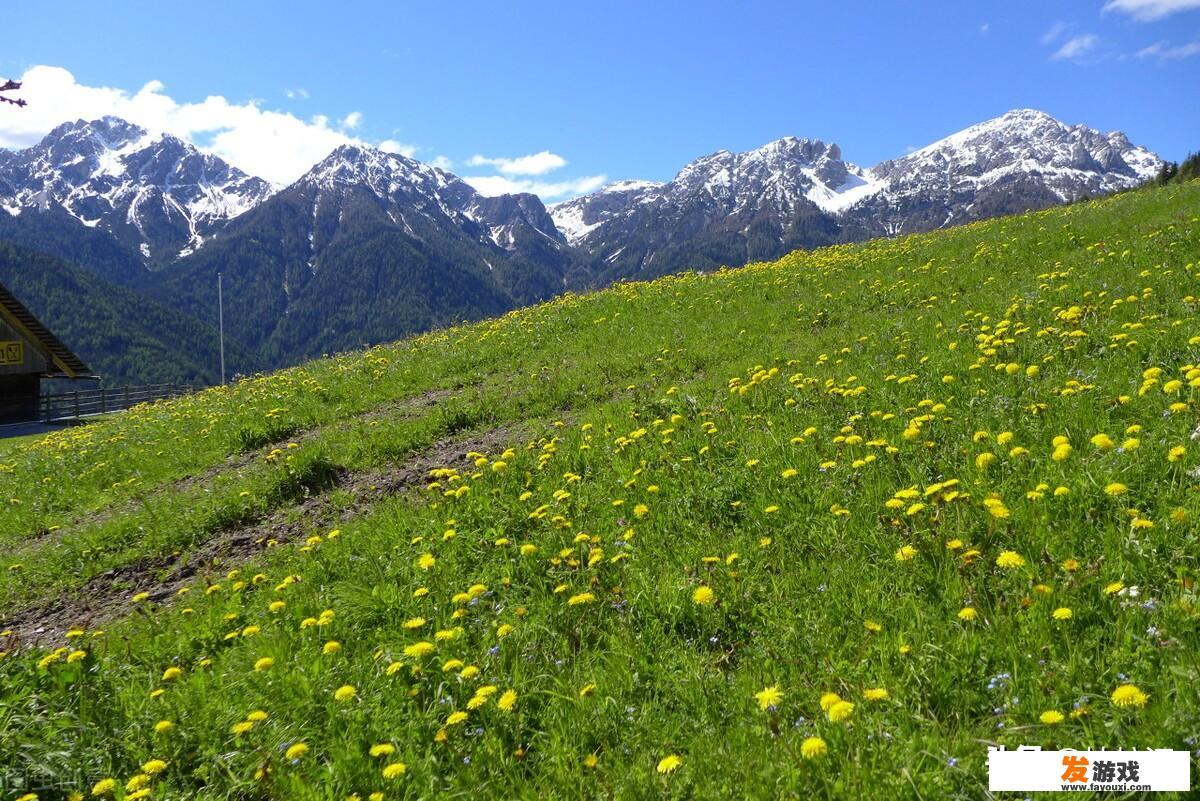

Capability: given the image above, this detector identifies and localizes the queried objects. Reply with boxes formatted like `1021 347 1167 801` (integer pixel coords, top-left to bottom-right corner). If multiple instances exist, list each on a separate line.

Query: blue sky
4 0 1198 198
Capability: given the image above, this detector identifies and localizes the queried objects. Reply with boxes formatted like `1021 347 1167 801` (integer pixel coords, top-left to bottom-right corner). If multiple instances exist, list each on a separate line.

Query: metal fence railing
38 383 193 422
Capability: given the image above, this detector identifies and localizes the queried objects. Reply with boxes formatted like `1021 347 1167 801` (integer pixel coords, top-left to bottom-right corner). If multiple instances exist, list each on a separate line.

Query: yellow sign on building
0 340 24 366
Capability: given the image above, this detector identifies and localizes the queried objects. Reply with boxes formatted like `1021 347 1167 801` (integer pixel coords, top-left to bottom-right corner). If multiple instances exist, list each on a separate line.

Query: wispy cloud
377 139 417 157
1040 21 1070 46
1136 39 1200 60
463 149 605 199
463 174 607 200
1051 34 1100 62
467 151 567 176
979 23 990 35
1103 0 1200 20
284 88 310 100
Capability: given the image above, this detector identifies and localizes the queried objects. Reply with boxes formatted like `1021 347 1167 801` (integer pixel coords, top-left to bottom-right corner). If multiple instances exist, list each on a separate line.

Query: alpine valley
0 109 1161 383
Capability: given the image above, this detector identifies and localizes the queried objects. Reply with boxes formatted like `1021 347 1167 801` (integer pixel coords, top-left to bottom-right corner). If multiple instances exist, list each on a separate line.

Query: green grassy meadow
1 182 1199 799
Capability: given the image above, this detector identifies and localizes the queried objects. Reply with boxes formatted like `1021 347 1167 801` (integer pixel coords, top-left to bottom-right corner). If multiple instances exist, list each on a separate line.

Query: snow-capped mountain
0 116 274 265
145 143 573 364
844 109 1161 236
549 137 859 283
296 143 566 256
0 108 1164 376
555 110 1161 284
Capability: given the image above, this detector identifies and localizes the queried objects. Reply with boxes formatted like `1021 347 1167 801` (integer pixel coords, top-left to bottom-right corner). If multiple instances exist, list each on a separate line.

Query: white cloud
0 65 606 201
1136 39 1200 60
1040 21 1070 45
1103 0 1200 20
1051 34 1100 61
285 88 310 100
979 23 990 34
377 139 417 157
463 174 607 200
467 150 567 175
0 65 389 185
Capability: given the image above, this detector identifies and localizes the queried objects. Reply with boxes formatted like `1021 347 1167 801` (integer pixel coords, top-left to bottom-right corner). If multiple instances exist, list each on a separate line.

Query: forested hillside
0 241 256 385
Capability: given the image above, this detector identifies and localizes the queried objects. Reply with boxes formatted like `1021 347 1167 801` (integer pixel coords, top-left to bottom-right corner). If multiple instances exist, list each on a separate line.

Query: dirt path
13 386 457 553
0 419 517 647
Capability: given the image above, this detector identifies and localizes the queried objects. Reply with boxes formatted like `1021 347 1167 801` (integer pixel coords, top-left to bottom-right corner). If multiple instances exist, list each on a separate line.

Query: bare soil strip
1 420 516 647
16 387 457 552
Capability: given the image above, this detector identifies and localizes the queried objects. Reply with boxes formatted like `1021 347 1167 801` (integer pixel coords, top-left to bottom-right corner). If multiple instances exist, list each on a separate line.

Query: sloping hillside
0 181 1197 799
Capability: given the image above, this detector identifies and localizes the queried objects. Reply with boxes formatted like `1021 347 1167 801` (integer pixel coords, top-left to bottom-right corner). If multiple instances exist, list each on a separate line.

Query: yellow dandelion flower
863 687 889 701
1039 710 1065 725
800 736 827 759
827 700 854 722
656 754 683 774
334 684 357 702
285 742 309 760
995 550 1025 569
382 762 407 779
754 685 783 711
692 585 715 605
1111 684 1148 708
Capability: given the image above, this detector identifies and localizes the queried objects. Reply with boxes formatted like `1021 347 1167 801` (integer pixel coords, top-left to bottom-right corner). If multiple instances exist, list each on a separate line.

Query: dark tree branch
1 78 26 108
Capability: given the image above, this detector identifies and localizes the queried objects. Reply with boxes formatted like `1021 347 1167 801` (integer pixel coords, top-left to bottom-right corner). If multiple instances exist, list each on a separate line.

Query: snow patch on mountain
864 109 1160 204
0 116 275 261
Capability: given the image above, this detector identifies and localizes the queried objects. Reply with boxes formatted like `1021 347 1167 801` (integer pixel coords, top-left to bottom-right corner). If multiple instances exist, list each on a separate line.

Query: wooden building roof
0 281 91 377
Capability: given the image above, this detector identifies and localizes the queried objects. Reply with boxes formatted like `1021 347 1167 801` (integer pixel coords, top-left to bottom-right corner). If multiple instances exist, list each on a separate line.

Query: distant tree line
1152 152 1200 186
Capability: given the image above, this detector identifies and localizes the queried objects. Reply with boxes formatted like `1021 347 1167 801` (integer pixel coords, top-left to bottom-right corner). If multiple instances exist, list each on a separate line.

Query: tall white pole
218 272 226 385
